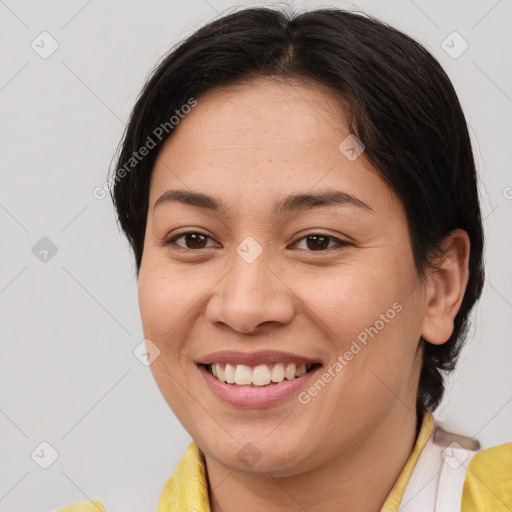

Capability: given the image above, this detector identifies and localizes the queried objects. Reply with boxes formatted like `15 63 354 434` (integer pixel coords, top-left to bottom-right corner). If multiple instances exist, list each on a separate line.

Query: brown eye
163 231 349 252
293 233 350 252
165 231 214 250
305 235 330 251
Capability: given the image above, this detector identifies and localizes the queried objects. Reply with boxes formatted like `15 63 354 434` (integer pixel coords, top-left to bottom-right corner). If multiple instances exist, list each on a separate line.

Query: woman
59 6 511 512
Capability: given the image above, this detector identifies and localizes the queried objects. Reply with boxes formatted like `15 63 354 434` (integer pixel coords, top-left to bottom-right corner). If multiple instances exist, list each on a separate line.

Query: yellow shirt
57 413 512 511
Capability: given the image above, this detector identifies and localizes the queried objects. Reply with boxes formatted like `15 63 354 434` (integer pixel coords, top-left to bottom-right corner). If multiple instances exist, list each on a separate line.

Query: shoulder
462 442 512 510
54 443 203 512
55 499 106 512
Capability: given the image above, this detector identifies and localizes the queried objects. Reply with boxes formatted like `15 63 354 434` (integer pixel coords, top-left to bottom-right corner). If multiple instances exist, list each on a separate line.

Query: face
138 77 426 476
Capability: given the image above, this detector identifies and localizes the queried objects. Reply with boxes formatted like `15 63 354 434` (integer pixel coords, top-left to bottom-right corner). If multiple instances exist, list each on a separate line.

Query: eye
291 233 350 252
162 231 350 252
163 230 217 250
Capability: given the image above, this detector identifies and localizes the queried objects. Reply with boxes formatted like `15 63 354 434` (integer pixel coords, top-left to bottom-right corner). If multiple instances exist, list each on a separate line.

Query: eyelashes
163 231 215 250
163 230 351 253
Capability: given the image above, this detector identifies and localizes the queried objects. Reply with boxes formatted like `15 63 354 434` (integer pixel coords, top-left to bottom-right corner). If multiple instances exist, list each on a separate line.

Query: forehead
149 77 396 215
166 76 351 154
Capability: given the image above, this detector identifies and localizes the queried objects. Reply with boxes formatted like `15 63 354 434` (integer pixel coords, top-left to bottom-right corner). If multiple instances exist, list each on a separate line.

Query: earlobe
420 229 470 346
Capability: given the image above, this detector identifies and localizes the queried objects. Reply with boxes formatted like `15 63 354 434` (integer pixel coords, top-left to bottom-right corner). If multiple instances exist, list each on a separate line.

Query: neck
205 406 422 512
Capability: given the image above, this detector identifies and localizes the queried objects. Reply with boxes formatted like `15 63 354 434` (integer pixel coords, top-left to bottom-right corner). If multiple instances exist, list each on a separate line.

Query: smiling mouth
201 362 322 387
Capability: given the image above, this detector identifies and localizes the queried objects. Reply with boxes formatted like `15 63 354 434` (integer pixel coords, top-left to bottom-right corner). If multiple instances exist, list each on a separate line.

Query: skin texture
137 77 470 512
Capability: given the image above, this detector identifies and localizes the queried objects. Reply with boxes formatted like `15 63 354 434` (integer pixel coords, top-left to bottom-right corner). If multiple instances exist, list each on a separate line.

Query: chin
204 433 318 476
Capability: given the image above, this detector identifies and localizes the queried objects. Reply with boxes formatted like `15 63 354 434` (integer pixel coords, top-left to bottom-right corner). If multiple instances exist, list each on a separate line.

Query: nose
205 247 295 335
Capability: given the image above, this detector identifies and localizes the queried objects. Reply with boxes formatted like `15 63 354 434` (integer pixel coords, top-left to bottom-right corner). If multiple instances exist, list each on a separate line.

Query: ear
420 229 470 345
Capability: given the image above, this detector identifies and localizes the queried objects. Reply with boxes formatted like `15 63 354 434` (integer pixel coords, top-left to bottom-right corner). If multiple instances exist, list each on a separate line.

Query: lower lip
197 364 321 408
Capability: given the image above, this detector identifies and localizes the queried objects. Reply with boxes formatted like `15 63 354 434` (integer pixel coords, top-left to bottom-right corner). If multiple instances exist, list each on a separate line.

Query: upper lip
196 350 322 367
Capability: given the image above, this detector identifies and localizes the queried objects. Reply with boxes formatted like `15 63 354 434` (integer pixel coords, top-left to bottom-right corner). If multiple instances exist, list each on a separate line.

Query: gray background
0 0 511 511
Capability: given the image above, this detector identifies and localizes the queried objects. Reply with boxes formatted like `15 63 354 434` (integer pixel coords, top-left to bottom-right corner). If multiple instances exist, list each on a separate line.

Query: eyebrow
153 189 374 215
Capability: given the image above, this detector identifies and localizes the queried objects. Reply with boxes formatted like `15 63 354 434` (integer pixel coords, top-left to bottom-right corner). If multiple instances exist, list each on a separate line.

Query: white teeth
225 363 236 384
296 364 306 377
252 365 272 386
209 362 314 386
284 363 297 380
271 363 285 383
217 364 225 382
234 364 252 385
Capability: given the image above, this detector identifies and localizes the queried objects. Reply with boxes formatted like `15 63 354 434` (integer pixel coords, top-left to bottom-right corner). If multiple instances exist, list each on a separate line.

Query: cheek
137 258 222 366
301 262 406 345
137 262 204 416
334 297 422 419
137 261 193 351
304 256 421 392
138 271 172 339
